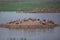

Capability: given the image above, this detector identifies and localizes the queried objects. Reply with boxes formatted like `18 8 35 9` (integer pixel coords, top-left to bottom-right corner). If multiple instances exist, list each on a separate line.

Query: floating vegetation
9 37 15 40
20 38 26 40
8 37 27 40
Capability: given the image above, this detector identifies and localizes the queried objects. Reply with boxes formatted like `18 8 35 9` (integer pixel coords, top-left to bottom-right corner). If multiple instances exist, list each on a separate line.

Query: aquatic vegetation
9 38 15 40
0 2 60 13
20 38 26 40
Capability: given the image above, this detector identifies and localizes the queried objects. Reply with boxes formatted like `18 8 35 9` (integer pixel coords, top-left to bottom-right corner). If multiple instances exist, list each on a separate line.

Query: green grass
0 2 60 11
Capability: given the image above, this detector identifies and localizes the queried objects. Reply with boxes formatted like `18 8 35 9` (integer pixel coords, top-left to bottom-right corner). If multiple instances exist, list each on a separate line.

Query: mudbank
0 18 58 29
16 8 60 13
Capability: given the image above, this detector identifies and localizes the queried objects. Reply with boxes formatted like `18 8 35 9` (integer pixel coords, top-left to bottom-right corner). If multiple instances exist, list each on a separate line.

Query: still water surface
0 12 60 40
0 27 60 40
0 12 60 24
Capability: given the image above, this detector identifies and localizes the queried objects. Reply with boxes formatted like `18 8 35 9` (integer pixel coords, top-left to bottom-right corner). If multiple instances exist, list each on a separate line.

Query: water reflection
0 26 60 40
7 29 54 40
7 37 27 40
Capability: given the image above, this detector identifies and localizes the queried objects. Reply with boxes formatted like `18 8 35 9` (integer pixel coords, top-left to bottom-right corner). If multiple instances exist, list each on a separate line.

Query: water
0 12 60 40
0 12 60 24
0 27 60 40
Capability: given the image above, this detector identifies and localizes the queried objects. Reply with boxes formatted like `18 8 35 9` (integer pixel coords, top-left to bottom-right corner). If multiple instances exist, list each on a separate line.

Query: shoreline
16 8 60 13
0 8 60 13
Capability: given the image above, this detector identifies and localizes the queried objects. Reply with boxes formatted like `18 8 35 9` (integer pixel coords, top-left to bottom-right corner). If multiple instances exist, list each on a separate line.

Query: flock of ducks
0 18 58 29
7 18 56 26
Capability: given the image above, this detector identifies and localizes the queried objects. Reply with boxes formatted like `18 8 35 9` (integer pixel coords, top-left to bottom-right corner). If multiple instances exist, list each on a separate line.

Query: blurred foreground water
0 27 60 40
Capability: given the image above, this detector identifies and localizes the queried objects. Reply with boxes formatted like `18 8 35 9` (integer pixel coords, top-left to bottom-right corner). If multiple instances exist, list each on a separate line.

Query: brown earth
16 8 60 13
0 18 58 29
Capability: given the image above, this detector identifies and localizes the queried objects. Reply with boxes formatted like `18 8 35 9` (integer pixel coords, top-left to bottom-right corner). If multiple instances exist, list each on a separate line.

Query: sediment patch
0 18 59 29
